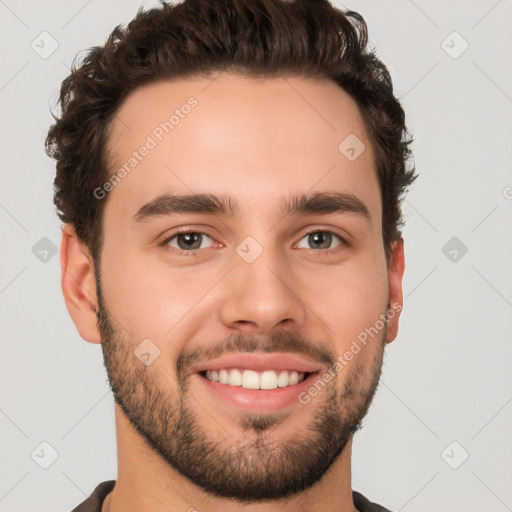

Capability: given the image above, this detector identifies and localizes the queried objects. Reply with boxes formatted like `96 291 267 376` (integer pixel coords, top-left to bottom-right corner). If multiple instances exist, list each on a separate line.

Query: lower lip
193 372 319 413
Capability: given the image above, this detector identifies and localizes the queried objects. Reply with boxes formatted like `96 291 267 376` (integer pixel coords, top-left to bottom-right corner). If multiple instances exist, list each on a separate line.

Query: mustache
176 330 336 382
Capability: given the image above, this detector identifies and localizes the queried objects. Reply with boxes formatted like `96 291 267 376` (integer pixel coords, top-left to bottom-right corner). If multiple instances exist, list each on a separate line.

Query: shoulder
353 490 393 512
70 480 116 512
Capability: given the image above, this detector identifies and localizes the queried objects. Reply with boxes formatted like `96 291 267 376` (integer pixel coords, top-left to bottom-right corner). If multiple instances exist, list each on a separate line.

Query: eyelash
160 227 349 257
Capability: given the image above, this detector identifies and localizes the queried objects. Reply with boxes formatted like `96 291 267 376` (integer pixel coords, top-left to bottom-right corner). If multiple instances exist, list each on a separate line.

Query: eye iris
309 232 331 249
178 232 202 250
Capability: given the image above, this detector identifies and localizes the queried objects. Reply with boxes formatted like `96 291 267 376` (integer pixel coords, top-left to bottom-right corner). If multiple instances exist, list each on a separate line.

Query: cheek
100 248 221 339
300 255 389 347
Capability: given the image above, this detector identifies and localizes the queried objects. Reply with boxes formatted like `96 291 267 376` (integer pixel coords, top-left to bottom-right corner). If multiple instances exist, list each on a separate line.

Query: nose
218 249 308 335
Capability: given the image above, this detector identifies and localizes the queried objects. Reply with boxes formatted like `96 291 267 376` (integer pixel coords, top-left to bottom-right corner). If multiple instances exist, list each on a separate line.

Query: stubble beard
95 272 386 502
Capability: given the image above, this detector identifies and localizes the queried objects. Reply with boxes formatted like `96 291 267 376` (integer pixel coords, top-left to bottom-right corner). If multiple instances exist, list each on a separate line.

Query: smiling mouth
198 369 316 390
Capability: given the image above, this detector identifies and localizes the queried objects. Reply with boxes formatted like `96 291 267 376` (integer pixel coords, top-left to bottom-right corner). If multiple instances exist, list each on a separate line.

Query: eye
296 230 346 251
162 231 215 253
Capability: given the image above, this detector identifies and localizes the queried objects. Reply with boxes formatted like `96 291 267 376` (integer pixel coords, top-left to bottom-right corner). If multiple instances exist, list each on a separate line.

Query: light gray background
1 0 511 511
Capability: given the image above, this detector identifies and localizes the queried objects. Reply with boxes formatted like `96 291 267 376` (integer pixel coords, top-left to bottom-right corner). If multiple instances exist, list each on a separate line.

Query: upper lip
190 352 322 374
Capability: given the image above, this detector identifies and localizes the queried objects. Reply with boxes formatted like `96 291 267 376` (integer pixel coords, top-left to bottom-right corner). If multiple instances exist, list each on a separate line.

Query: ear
60 224 102 344
385 237 405 344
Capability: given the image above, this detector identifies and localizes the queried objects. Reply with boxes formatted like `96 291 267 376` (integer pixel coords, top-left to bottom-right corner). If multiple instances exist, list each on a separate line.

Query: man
47 0 417 510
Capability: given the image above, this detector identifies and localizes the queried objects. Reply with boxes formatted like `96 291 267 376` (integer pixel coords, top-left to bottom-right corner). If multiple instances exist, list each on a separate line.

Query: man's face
94 73 401 501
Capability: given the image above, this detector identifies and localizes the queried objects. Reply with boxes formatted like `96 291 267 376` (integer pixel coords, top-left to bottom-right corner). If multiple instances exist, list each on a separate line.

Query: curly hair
46 0 417 265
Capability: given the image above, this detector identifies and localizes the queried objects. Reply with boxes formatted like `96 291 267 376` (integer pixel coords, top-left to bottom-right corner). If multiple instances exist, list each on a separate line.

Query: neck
107 405 357 512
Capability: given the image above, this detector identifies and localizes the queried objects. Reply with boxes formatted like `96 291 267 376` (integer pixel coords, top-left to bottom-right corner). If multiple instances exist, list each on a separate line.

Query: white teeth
277 370 290 387
260 370 278 389
289 371 299 385
219 369 229 384
227 368 242 386
204 369 306 389
242 370 259 389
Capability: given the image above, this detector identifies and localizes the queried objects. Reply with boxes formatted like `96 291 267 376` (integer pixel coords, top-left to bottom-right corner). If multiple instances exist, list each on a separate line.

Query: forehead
104 72 380 224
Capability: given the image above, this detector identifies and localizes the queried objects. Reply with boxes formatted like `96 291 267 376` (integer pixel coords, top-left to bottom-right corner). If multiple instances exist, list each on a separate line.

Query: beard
94 268 386 503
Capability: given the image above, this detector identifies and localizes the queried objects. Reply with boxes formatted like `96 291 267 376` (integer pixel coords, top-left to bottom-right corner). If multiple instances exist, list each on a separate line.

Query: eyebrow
131 191 371 225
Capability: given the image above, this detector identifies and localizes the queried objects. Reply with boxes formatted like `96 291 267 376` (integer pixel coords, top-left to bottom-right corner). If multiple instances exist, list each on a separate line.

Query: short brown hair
46 0 417 265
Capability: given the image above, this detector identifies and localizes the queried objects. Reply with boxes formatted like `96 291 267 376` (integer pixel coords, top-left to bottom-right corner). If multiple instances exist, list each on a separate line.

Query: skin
60 73 405 512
